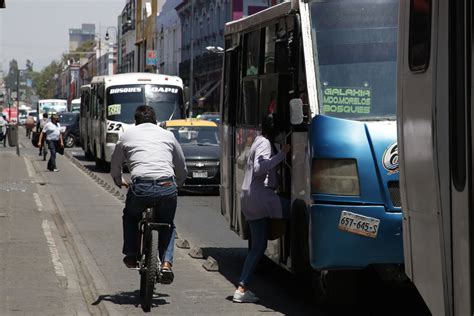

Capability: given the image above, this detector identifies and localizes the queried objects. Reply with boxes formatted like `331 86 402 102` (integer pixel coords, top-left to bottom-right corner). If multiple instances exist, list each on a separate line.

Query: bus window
260 74 279 117
408 0 432 71
239 79 258 126
275 21 290 73
97 84 105 120
244 30 261 76
310 0 398 121
264 25 276 74
223 46 239 125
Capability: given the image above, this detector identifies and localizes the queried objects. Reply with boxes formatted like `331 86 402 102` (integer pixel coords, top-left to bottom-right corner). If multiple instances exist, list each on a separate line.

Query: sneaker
232 290 259 303
160 267 174 284
53 169 59 172
123 255 138 268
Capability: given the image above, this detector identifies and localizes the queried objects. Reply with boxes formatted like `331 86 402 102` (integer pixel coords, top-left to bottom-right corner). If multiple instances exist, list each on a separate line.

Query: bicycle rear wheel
142 229 158 312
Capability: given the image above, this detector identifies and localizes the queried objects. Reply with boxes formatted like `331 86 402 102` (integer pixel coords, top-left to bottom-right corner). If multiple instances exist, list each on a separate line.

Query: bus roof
91 73 183 87
225 1 293 36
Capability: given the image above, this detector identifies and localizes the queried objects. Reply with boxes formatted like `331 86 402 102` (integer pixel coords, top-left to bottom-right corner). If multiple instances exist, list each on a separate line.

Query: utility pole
189 0 194 117
15 69 20 156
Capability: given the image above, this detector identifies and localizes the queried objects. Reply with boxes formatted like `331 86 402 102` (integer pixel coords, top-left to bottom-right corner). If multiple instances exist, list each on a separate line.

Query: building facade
135 0 166 72
118 0 137 73
155 0 181 76
176 0 276 114
69 24 96 52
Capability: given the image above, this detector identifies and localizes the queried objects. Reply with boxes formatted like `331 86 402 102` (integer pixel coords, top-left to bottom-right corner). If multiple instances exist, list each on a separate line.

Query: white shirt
240 135 285 220
42 121 61 141
110 123 187 187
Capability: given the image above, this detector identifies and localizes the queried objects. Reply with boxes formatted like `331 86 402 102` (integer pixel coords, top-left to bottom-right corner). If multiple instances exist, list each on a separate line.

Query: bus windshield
310 0 398 121
106 84 184 124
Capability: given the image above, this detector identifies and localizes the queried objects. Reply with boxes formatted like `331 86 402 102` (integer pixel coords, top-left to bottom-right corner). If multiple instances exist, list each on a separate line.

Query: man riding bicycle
110 105 187 283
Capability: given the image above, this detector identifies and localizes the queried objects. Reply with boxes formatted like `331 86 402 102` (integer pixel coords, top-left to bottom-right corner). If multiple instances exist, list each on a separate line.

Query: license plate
193 171 208 178
338 211 380 238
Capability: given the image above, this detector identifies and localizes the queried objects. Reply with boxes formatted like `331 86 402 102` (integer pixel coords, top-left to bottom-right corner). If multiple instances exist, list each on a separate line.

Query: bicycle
135 206 172 312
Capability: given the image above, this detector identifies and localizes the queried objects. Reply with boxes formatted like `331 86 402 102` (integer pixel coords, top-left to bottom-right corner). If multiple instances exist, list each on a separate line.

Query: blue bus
220 0 402 297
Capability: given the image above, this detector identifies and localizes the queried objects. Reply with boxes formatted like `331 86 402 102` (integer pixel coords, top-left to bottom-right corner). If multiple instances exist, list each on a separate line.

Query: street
0 128 431 315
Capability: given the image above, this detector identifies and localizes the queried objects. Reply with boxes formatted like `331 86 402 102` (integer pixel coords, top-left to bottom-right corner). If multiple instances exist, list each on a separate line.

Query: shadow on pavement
92 290 170 309
200 247 316 315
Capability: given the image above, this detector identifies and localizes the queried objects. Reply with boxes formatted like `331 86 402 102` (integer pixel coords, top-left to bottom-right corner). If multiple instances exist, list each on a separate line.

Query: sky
0 0 125 73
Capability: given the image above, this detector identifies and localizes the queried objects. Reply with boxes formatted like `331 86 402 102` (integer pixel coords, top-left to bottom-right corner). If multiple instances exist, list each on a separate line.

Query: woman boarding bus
81 73 186 170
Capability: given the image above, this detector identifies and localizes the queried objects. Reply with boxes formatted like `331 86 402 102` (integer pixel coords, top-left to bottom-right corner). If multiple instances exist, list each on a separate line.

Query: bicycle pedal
159 269 174 284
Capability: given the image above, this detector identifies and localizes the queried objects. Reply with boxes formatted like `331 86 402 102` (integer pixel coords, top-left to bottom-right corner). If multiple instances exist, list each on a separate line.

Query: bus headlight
106 133 119 144
311 159 360 196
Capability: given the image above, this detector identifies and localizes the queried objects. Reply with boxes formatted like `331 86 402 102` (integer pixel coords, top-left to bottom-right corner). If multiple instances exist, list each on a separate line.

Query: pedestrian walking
0 115 7 147
38 114 63 172
25 115 35 138
110 105 187 283
232 114 290 303
37 112 49 159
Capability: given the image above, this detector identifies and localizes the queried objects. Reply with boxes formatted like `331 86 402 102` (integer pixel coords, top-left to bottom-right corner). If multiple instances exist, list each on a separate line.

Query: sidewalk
0 147 85 315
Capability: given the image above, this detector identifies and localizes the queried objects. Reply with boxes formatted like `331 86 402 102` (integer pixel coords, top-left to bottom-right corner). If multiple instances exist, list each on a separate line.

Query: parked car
58 112 80 148
163 119 220 192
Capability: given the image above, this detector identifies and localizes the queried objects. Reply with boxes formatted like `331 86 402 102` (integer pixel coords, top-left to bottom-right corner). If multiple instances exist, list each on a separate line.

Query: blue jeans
238 196 290 287
122 179 177 264
46 140 58 171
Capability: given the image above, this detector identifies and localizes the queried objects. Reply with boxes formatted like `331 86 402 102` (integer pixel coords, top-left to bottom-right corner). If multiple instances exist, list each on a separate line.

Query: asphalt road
0 127 431 315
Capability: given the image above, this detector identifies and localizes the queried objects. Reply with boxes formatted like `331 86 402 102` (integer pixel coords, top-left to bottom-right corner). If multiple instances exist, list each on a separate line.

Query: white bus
38 99 68 114
80 73 186 169
397 0 472 314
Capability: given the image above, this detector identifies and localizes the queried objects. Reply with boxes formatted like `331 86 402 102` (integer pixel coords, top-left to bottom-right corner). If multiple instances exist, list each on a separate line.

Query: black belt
133 177 175 186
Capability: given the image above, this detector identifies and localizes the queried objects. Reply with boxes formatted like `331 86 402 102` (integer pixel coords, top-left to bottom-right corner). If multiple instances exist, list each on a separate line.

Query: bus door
398 0 474 314
233 76 259 239
221 43 240 226
80 87 90 152
97 83 106 159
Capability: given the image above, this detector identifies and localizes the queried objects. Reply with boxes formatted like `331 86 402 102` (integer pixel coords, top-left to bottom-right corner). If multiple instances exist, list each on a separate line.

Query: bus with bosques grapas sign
80 73 186 170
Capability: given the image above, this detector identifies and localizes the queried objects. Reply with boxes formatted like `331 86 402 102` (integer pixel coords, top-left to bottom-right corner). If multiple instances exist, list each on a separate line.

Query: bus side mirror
289 98 304 125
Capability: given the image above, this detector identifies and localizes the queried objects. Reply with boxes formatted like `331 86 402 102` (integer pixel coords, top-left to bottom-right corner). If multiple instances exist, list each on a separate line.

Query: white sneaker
232 289 259 303
53 169 59 172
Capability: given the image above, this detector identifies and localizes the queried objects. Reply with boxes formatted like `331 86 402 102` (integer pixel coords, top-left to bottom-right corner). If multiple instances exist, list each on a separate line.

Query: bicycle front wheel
142 229 158 312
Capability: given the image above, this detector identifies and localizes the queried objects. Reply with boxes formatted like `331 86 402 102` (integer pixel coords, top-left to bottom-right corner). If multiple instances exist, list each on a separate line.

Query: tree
33 61 61 99
4 59 18 90
26 59 34 72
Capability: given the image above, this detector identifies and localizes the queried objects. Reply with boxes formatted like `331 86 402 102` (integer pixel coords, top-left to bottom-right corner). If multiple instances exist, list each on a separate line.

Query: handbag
55 141 64 155
31 132 40 148
267 218 286 240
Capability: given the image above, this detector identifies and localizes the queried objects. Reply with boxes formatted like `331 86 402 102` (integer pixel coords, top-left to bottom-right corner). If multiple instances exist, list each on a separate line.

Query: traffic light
1 0 5 8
